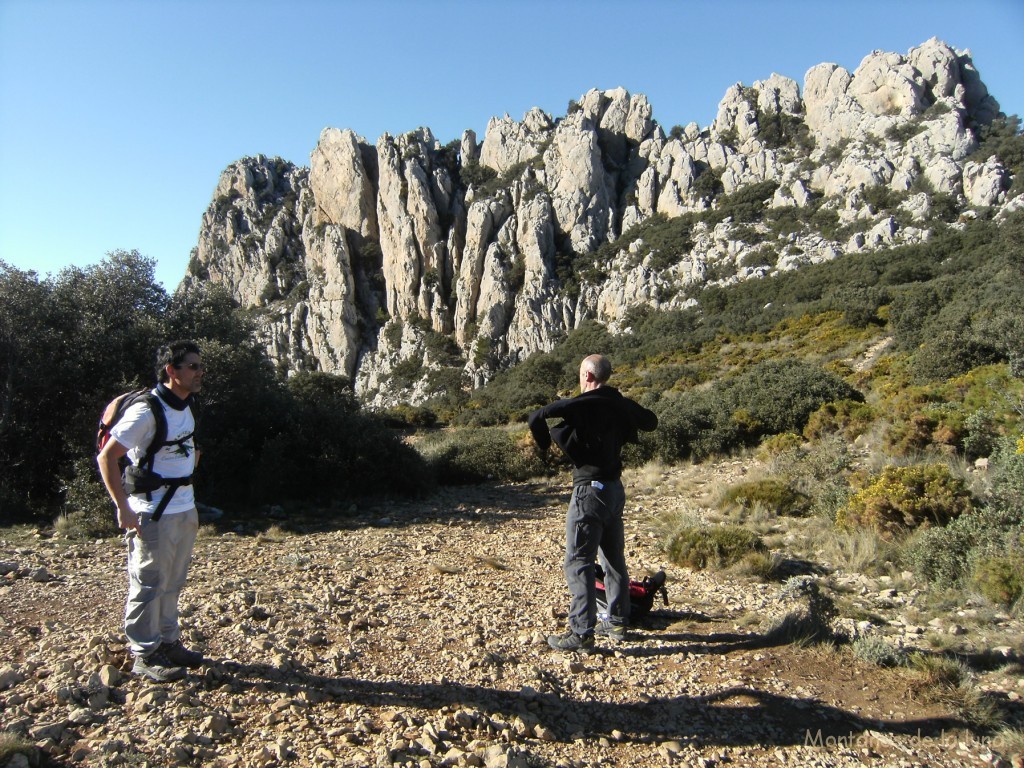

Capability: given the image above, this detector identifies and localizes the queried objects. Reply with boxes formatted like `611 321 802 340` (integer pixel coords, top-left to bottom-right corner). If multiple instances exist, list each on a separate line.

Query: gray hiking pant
564 479 629 636
124 508 198 657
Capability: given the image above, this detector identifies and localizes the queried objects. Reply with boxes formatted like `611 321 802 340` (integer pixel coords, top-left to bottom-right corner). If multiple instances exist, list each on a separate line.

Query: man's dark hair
156 340 201 383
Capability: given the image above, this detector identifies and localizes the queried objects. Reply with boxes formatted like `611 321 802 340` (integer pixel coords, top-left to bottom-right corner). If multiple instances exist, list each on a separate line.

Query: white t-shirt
110 392 197 516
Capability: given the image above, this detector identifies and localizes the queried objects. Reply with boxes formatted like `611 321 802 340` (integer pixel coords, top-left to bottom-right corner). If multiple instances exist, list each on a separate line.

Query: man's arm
527 399 575 453
97 439 140 534
629 400 659 432
527 405 554 453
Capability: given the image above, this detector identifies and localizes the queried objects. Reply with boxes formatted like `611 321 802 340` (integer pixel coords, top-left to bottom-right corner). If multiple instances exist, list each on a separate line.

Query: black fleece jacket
527 386 658 485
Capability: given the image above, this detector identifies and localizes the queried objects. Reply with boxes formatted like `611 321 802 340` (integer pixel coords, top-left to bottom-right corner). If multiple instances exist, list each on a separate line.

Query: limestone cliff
183 38 1014 407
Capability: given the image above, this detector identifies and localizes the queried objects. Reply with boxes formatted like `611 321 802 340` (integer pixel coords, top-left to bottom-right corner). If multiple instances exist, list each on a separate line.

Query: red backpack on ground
596 566 669 621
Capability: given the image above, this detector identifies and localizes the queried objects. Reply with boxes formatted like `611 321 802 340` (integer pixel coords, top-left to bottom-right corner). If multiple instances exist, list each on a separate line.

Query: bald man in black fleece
528 354 658 652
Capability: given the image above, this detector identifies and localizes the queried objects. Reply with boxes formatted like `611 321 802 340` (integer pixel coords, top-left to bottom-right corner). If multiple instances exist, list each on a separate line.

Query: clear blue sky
2 0 1022 291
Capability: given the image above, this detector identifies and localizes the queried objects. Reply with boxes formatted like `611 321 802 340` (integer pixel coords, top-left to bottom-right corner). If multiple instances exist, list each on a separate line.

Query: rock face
183 38 1014 406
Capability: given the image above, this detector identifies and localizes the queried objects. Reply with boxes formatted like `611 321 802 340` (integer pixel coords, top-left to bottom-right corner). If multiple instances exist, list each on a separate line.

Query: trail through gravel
2 462 1020 767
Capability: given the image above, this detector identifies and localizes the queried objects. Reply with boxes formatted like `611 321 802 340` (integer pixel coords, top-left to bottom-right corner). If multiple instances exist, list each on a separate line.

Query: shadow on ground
206 658 972 751
199 481 569 537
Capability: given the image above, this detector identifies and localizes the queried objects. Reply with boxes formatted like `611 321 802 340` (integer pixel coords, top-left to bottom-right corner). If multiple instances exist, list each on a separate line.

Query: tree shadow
772 556 829 578
205 659 972 750
198 480 567 537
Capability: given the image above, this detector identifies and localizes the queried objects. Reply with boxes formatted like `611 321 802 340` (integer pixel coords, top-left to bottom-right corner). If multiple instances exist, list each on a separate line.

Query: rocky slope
2 461 1022 767
182 38 1015 405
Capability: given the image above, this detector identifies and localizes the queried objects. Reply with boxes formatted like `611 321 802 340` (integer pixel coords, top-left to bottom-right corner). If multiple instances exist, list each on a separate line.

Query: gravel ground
2 462 1022 767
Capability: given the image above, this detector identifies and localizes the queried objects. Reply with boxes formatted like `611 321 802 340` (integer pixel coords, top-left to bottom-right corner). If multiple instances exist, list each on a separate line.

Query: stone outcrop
183 38 1016 407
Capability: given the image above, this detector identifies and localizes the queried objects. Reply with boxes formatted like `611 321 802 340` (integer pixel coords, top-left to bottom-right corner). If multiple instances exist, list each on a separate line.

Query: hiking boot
161 638 204 668
547 630 595 653
595 620 628 642
132 649 186 682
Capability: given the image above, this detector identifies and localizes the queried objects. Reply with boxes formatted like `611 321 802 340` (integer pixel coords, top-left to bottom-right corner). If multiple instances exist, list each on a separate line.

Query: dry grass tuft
799 516 899 577
993 728 1024 760
257 524 289 544
626 460 702 499
907 652 1005 728
0 732 35 764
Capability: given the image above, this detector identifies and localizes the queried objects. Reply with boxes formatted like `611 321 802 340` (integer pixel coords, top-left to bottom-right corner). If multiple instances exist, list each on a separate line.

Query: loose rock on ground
2 464 1021 767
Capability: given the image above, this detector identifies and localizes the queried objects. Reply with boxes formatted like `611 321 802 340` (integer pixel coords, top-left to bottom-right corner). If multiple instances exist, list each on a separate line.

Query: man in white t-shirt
98 340 205 682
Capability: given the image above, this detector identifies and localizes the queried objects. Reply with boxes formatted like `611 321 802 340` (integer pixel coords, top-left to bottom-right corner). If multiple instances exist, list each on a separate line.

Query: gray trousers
124 508 198 657
564 479 629 635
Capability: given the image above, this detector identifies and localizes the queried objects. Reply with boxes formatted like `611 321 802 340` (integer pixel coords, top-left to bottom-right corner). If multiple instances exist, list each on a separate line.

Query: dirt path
0 468 1016 767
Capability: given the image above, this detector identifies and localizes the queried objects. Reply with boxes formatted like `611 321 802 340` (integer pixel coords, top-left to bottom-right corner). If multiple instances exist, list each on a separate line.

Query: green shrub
692 165 723 201
718 479 811 516
622 431 658 468
721 358 864 439
756 110 813 152
902 523 976 588
418 427 545 484
885 411 940 456
902 449 1024 586
651 359 861 463
251 372 433 503
383 320 403 348
769 434 858 519
424 331 463 366
839 463 973 538
851 635 905 667
803 399 875 441
885 121 925 143
460 160 498 189
706 181 779 227
389 355 425 389
740 246 779 270
56 458 120 539
969 115 1024 194
639 363 702 392
651 391 737 463
757 432 803 460
912 330 1002 382
664 524 768 570
988 436 1024 510
379 404 438 429
962 409 997 460
972 554 1024 607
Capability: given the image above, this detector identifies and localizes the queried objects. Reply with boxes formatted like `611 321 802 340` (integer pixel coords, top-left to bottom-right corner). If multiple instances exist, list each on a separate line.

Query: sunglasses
175 362 205 372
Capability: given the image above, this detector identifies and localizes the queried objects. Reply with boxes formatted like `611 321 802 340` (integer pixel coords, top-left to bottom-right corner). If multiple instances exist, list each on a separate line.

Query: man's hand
530 441 547 460
117 505 141 535
98 437 138 533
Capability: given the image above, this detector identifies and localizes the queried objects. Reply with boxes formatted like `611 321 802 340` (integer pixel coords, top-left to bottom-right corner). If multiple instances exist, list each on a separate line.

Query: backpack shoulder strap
139 392 168 473
187 398 199 439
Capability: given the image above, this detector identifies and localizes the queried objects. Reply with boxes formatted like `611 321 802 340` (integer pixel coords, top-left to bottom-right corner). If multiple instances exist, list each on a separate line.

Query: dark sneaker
132 649 186 682
596 620 628 642
161 639 204 668
547 630 595 653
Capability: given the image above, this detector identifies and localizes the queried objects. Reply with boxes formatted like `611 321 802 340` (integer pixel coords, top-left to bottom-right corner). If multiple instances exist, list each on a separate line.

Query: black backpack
97 389 196 521
596 565 669 621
